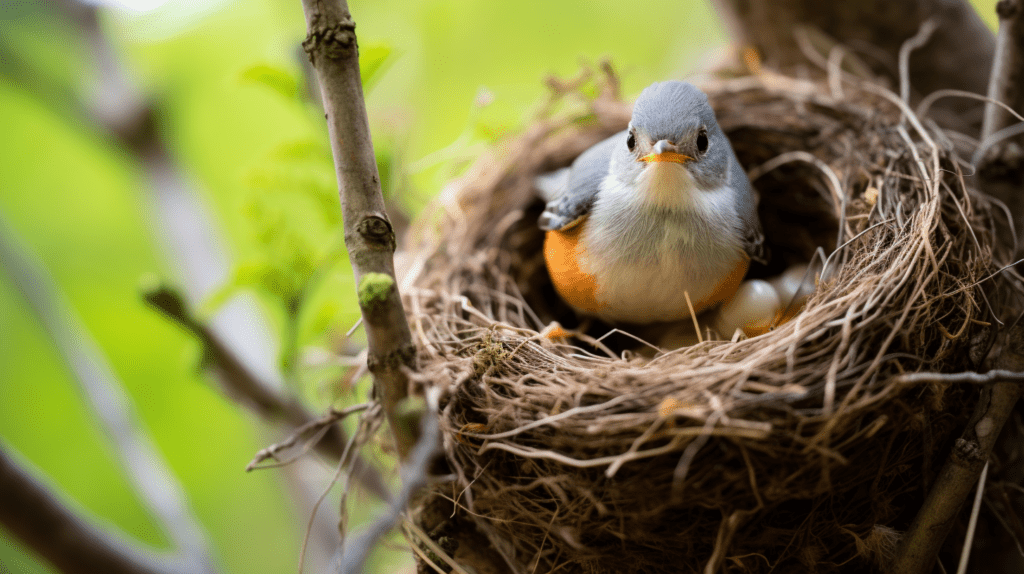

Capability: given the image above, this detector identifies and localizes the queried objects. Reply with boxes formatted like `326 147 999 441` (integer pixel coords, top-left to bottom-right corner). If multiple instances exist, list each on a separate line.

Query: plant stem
298 0 418 458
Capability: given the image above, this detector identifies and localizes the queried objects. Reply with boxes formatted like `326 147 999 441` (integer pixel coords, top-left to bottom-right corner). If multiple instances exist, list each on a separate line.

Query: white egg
770 264 816 308
712 279 781 337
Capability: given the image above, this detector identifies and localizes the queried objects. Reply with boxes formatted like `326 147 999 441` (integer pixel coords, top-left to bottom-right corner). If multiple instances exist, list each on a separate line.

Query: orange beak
639 152 693 164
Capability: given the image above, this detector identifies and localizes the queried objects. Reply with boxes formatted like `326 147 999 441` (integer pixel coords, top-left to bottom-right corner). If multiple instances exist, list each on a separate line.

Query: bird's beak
639 140 692 164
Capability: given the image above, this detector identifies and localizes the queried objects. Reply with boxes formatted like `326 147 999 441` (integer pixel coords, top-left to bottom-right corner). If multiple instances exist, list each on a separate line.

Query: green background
0 1 999 573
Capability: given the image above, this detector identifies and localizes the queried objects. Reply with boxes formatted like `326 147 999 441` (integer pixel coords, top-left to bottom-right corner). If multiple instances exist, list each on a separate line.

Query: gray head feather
608 80 732 191
631 81 713 143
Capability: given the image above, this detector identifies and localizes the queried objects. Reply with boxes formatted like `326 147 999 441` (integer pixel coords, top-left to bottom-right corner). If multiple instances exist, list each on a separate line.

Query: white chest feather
579 163 747 323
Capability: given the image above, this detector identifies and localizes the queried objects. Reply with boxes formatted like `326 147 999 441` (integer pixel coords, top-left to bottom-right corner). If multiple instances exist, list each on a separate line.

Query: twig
983 0 1024 142
33 1 284 389
0 445 212 574
956 461 989 574
19 1 380 568
977 0 1024 254
36 0 362 484
0 214 217 573
330 389 441 574
898 19 938 106
33 0 391 507
298 0 418 457
897 369 1024 384
300 404 381 574
890 326 1024 573
246 403 369 471
143 283 390 501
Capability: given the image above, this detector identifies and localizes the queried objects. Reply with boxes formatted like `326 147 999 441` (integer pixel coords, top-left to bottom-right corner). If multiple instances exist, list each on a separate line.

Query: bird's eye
626 132 636 151
696 130 708 154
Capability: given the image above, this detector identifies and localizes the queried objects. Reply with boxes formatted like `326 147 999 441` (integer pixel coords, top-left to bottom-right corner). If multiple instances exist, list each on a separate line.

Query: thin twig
899 19 938 106
983 0 1024 142
0 213 217 573
956 461 990 574
331 389 441 574
143 284 390 501
300 404 381 574
29 2 352 569
897 369 1024 384
247 404 370 471
891 326 1024 573
298 0 418 458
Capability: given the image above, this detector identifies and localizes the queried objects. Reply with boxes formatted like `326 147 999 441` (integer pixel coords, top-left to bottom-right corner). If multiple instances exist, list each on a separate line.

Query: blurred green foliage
0 0 1000 573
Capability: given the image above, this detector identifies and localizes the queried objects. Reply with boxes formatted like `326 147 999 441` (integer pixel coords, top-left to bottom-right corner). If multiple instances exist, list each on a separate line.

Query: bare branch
0 214 216 572
331 391 441 574
897 369 1024 384
977 0 1024 282
25 0 337 460
142 283 391 501
0 445 211 574
41 0 287 394
891 326 1024 573
983 0 1024 142
246 404 369 471
298 0 418 457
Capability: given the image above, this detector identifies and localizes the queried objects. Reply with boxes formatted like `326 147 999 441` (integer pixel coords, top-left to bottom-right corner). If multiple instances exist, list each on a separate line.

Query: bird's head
611 81 730 194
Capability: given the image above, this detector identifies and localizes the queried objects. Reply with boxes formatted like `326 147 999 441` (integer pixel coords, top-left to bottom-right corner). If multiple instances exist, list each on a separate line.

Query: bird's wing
537 132 621 231
730 154 769 265
534 168 571 203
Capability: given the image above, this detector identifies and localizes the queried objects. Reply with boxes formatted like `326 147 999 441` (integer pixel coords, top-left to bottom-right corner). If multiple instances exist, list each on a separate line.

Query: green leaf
359 43 394 89
270 139 332 163
240 64 299 100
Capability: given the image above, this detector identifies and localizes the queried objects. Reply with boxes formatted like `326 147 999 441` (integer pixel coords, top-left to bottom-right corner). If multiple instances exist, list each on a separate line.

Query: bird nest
399 69 1015 573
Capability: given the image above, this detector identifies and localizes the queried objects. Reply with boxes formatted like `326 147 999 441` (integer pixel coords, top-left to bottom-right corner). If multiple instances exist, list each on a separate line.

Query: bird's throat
639 162 695 210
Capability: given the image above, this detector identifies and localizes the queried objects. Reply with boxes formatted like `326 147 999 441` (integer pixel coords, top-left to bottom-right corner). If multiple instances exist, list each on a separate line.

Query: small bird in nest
536 80 771 330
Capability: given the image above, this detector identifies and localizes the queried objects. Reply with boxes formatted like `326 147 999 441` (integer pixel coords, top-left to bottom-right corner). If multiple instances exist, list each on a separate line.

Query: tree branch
330 392 440 574
890 326 1024 573
298 0 418 458
44 0 286 395
983 0 1024 142
15 0 391 503
0 213 217 573
142 283 391 501
709 0 995 133
976 0 1024 258
0 445 210 574
245 404 369 471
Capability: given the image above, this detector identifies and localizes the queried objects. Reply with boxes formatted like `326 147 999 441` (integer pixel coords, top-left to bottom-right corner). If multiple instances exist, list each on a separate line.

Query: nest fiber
402 72 1012 573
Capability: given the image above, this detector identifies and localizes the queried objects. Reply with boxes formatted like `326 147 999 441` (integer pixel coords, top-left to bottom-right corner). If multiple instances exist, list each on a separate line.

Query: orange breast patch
696 257 750 314
544 221 604 313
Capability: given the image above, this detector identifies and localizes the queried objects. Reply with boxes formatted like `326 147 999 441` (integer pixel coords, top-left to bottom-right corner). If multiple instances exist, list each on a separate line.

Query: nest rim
401 70 1015 574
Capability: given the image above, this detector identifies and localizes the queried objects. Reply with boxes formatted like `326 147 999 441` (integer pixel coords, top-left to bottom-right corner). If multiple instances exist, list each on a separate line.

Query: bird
536 80 767 325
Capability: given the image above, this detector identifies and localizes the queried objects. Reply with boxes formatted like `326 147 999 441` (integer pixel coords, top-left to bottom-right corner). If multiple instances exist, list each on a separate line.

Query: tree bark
890 327 1024 573
710 0 995 133
298 0 418 458
983 0 1024 142
977 0 1024 257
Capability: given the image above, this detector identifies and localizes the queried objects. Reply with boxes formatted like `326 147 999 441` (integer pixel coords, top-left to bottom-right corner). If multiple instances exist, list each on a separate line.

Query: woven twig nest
401 70 1015 573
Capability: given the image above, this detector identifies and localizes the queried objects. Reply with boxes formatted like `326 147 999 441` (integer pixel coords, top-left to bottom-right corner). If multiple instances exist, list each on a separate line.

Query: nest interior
402 72 1015 574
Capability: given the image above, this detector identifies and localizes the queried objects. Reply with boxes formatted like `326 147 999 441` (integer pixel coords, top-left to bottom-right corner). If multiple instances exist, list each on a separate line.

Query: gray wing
729 153 769 265
537 132 621 231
